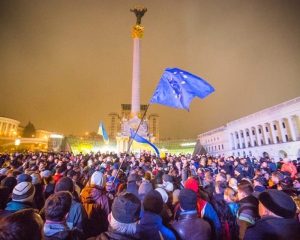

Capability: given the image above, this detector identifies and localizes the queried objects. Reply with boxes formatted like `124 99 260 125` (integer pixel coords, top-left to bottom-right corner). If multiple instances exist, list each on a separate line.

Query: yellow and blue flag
98 121 109 144
150 68 215 111
130 129 164 158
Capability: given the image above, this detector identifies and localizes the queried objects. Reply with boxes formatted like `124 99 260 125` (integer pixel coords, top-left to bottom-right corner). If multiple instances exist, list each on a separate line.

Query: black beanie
55 177 74 193
1 177 17 193
179 188 197 211
143 190 164 214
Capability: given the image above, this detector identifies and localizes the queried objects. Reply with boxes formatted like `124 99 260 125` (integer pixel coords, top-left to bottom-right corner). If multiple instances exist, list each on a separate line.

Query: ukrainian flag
130 129 165 158
98 122 109 144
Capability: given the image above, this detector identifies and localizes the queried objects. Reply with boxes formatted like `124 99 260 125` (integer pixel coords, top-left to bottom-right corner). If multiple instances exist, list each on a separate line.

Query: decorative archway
262 152 269 158
278 150 287 159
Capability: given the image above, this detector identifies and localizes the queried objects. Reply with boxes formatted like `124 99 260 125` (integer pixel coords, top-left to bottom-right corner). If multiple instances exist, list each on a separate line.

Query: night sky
1 1 300 140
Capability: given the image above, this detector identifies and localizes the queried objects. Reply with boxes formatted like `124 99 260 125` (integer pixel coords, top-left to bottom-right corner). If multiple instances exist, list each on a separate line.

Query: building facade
198 97 300 160
0 117 20 137
108 104 159 141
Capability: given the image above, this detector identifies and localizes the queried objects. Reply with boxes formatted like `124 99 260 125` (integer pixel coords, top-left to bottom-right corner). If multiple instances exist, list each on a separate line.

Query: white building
198 97 300 160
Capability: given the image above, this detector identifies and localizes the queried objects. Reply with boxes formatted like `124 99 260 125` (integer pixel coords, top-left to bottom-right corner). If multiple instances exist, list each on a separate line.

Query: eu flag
98 122 109 144
149 68 215 111
130 129 162 158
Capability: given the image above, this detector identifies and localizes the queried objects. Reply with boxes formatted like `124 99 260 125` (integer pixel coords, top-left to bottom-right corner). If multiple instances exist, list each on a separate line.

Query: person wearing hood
80 171 110 239
137 190 176 240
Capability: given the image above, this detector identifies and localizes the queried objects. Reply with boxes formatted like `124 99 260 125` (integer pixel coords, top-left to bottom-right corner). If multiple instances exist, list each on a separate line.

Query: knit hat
17 174 32 184
179 188 197 211
112 192 141 223
258 189 296 218
55 177 74 193
155 187 168 203
1 177 17 193
172 189 181 204
184 178 199 193
90 171 105 187
138 180 153 201
41 170 51 178
12 182 35 202
143 190 164 214
163 182 174 192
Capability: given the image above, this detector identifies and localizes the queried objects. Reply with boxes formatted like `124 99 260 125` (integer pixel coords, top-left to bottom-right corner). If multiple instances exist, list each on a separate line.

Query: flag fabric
149 68 215 111
130 128 163 158
98 122 109 144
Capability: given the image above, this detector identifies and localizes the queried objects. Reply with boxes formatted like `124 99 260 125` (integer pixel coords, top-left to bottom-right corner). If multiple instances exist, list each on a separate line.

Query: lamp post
15 139 20 152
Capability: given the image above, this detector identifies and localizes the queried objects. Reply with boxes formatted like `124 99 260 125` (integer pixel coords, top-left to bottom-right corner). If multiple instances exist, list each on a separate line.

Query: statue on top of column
130 6 147 25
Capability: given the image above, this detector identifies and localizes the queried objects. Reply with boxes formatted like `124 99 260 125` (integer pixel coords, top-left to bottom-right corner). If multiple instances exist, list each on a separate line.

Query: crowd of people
0 150 300 240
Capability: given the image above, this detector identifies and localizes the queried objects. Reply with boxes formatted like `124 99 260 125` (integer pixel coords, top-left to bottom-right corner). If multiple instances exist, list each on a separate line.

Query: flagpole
112 103 150 185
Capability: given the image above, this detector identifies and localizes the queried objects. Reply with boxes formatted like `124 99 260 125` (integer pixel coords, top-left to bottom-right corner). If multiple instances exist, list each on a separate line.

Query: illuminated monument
116 6 153 153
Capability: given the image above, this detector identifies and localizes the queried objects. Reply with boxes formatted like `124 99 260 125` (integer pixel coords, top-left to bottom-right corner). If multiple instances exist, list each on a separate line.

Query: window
222 144 224 149
276 136 279 142
268 138 271 144
282 122 286 128
238 152 240 156
233 152 235 156
261 139 264 145
266 127 269 132
236 134 238 139
249 151 252 156
285 135 289 141
274 125 277 130
259 129 261 134
252 130 255 135
215 146 217 150
218 145 220 150
241 133 244 138
246 132 249 137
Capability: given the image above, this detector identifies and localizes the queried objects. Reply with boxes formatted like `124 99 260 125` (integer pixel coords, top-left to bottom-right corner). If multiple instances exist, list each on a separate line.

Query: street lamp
15 139 20 152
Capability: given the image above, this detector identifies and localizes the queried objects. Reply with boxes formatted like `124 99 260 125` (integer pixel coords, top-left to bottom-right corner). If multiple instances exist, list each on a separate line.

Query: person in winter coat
236 180 259 240
174 178 222 239
44 191 84 240
80 171 110 239
137 190 176 240
244 189 300 240
55 177 87 232
171 188 211 240
281 157 297 178
94 192 141 240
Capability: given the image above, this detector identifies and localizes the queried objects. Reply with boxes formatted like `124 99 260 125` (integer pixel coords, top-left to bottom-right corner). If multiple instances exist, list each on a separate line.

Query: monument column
130 6 147 118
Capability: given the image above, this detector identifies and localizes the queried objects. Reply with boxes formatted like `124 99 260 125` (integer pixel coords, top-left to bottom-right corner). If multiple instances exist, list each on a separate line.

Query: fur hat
12 182 35 202
112 192 141 223
179 188 197 211
184 178 199 193
143 190 163 214
155 187 168 203
258 189 296 218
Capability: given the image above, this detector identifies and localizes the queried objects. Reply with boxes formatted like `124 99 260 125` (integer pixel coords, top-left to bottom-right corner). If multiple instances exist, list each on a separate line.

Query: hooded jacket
137 211 176 240
81 184 110 238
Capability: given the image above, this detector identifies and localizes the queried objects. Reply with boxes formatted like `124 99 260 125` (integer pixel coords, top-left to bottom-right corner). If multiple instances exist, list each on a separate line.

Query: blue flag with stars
149 68 215 111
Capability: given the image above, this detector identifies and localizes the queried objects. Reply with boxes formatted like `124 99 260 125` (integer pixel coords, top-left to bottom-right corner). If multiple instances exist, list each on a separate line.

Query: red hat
184 178 199 193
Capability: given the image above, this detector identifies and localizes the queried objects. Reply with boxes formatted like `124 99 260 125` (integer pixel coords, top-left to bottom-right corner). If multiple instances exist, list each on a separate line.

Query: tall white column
243 129 247 148
262 124 268 144
232 132 237 149
131 37 141 117
278 119 286 143
238 131 242 148
249 127 254 147
287 116 297 141
255 125 262 146
270 122 277 144
4 122 8 136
